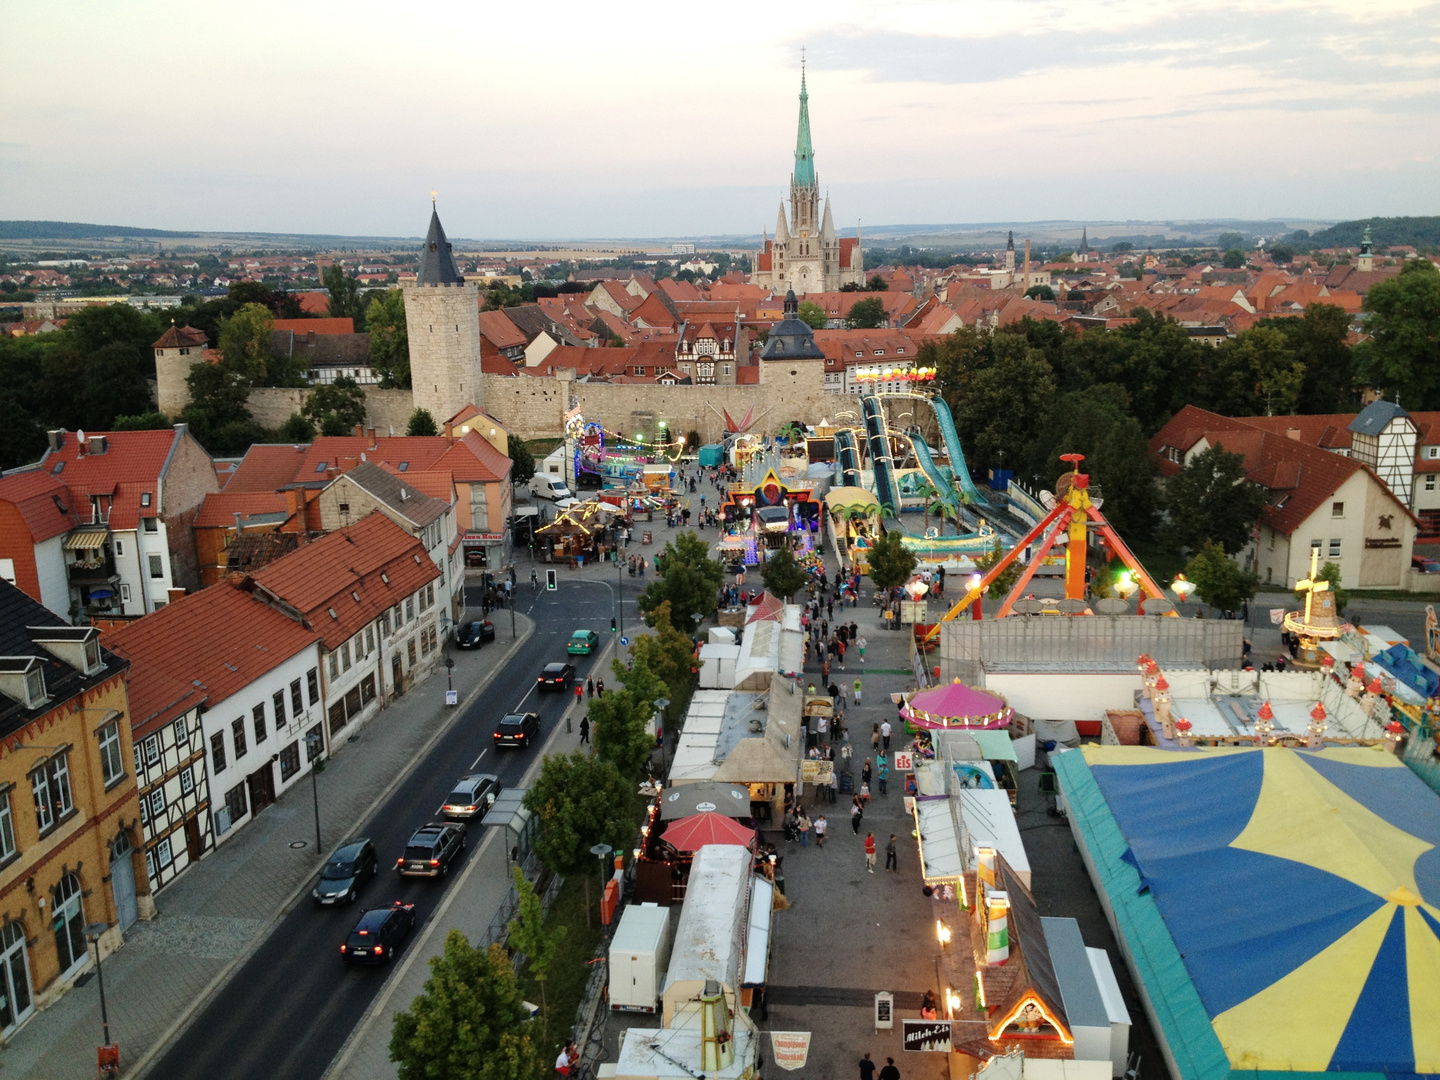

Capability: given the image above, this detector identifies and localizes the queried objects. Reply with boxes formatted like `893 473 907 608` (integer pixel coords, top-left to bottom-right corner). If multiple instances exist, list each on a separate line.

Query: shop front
462 530 505 568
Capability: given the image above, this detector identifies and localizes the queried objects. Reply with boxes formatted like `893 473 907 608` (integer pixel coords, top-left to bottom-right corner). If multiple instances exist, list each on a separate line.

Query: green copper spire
793 68 815 188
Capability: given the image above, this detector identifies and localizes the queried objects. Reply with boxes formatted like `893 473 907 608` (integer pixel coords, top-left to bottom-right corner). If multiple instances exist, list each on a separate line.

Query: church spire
416 204 464 285
793 67 816 188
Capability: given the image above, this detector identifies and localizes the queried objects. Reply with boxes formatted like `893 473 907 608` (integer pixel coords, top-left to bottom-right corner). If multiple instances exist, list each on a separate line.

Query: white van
528 475 574 502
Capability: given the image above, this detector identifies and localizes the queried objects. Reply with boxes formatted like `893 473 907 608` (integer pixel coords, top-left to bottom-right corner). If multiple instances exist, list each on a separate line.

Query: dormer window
0 658 48 709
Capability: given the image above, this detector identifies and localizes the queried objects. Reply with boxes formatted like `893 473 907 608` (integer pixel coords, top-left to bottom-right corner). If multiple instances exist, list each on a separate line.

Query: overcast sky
3 0 1438 240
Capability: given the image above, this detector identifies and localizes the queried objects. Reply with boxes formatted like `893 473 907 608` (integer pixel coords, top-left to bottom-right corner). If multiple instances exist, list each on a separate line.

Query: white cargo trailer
608 902 673 1013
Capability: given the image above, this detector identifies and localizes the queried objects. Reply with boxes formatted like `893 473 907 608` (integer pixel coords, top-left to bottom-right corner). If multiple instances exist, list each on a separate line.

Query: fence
939 615 1245 681
1005 481 1046 528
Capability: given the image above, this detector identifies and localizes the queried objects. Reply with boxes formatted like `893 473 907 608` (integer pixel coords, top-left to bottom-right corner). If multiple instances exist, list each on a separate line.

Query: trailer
609 903 674 1013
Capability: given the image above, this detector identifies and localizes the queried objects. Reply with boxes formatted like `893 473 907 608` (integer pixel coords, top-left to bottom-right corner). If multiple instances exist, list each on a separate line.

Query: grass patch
518 873 605 1056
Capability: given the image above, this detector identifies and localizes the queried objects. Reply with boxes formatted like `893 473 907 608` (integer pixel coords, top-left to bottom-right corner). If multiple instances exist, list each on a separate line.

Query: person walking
881 719 892 751
851 795 864 834
859 1052 877 1080
886 834 898 873
865 832 877 873
837 638 846 670
814 813 827 848
853 677 862 704
596 679 605 697
872 723 882 755
579 715 590 745
879 1057 900 1080
862 758 873 789
586 676 595 698
798 810 810 848
878 755 889 796
575 682 584 706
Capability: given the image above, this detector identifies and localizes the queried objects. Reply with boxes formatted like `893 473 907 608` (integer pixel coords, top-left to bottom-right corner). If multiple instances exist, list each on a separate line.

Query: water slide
930 396 989 507
835 428 862 488
910 436 962 520
862 396 901 518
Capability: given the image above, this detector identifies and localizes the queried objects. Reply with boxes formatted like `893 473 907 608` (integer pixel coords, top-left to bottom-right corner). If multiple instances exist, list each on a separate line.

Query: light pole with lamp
445 656 455 695
590 843 613 939
305 730 324 852
653 698 670 777
84 922 113 1044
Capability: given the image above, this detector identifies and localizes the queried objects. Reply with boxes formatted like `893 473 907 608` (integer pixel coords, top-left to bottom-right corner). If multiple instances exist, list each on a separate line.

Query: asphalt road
147 576 637 1080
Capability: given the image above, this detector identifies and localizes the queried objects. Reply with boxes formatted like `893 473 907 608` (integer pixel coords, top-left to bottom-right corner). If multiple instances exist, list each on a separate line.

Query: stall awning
913 795 964 882
743 875 774 988
64 528 108 550
969 730 1018 762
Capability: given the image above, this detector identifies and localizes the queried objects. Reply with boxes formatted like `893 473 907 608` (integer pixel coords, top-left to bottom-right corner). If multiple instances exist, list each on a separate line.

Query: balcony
68 560 118 584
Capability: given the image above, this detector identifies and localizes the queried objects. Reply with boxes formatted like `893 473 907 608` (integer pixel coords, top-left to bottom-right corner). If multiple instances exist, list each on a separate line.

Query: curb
321 631 622 1080
128 614 538 1080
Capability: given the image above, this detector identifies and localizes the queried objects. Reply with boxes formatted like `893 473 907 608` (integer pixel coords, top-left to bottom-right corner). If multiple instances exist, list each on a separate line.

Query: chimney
1286 428 1302 441
283 488 303 528
367 426 377 447
1023 239 1031 288
167 587 187 605
353 423 364 438
233 511 243 530
88 435 107 456
47 429 66 452
443 419 454 444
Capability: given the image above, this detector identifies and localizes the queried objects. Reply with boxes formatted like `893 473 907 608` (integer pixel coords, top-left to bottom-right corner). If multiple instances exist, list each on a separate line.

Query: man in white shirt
880 719 892 751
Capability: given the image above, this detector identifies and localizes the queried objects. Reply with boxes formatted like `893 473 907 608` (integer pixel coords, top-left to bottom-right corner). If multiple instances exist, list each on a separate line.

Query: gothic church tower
404 204 482 423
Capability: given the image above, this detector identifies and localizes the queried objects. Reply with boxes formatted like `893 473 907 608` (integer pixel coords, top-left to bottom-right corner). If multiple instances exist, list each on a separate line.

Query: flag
1270 608 1286 625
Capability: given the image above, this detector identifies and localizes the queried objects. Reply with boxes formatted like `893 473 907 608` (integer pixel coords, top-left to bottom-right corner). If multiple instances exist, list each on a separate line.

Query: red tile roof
152 325 208 349
273 318 354 335
431 431 513 484
193 491 289 529
37 429 181 530
224 444 311 493
0 470 75 542
477 309 528 351
103 584 319 709
247 512 439 650
293 291 331 315
118 661 205 739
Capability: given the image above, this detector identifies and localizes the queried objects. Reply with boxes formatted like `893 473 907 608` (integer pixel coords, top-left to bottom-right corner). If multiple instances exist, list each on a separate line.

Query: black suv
340 901 416 964
494 711 541 749
313 837 378 906
456 620 495 648
537 662 576 691
396 822 467 878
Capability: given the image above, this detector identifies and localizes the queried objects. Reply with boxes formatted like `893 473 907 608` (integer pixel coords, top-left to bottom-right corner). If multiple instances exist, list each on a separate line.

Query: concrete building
0 580 147 1035
403 205 483 425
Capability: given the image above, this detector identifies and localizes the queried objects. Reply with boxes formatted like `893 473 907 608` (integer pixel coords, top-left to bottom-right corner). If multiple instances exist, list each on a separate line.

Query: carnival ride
920 453 1172 641
573 420 688 487
845 391 999 562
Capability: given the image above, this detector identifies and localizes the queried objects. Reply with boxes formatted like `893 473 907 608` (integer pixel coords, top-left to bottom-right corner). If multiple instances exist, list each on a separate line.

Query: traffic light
545 569 558 591
611 617 617 632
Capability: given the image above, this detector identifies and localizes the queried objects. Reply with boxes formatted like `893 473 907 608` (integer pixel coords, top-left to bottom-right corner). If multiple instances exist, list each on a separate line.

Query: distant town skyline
4 1 1437 240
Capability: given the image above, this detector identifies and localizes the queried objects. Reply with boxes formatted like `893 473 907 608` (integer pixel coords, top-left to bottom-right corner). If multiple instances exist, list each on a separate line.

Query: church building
753 71 864 296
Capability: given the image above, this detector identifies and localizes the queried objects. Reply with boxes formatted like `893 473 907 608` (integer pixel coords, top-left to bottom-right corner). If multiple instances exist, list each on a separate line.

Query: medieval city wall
246 387 417 435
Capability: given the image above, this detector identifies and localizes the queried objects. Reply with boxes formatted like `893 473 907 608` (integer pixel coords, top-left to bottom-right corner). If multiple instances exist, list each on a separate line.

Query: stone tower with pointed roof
753 70 864 295
404 204 483 424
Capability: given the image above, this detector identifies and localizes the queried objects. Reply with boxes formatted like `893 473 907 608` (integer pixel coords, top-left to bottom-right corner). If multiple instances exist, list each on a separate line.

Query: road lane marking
469 748 488 769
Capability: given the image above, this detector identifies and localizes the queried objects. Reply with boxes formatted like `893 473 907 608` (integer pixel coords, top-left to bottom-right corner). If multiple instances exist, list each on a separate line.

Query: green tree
276 412 315 442
406 407 438 437
523 752 635 922
506 867 565 1022
218 303 276 383
1162 444 1266 555
796 301 828 330
389 931 545 1080
1354 260 1440 408
323 263 360 321
627 602 699 726
1185 540 1259 615
590 654 663 780
303 376 367 437
761 547 808 600
1222 249 1246 270
1024 284 1057 301
112 411 172 431
866 528 916 591
180 361 265 455
947 331 1057 478
975 537 1022 598
1217 232 1245 250
366 290 411 388
867 274 889 292
1262 303 1354 413
845 297 887 330
1269 244 1296 265
508 438 535 486
1200 325 1304 417
637 531 725 634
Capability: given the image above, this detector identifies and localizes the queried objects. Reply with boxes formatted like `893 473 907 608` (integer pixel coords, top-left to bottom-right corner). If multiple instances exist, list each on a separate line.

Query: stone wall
246 387 417 435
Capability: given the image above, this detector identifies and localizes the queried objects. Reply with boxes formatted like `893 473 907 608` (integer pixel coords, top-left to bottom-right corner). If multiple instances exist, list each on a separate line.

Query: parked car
494 711 541 749
396 822 467 878
537 662 576 691
1413 555 1440 573
456 620 496 648
340 901 416 964
313 837 379 906
567 629 600 655
440 773 501 819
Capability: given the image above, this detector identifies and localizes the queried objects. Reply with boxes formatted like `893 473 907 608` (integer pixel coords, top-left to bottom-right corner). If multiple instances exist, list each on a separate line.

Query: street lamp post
445 656 455 694
590 843 613 939
306 731 324 853
617 544 624 641
84 923 112 1048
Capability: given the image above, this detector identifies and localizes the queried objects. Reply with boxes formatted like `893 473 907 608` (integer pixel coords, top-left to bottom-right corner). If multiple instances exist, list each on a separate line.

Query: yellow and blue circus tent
1055 744 1440 1080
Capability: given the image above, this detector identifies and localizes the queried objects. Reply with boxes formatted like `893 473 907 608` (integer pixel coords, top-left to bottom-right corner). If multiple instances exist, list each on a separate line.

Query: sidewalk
327 632 609 1080
0 614 535 1080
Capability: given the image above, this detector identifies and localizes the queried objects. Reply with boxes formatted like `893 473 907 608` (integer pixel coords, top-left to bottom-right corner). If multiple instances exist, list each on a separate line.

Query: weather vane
431 190 437 205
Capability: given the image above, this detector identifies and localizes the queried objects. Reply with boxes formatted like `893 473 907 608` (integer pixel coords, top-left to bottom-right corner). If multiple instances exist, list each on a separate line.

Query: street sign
893 750 915 771
902 1019 953 1053
445 690 458 707
619 636 630 646
874 991 894 1030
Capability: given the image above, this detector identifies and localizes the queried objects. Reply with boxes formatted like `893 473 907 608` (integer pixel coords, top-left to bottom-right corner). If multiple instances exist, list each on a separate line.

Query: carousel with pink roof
901 679 1012 731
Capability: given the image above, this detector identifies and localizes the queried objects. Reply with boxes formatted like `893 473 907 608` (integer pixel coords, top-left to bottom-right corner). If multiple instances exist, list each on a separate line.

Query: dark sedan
537 662 575 691
456 620 496 648
340 901 415 965
312 838 378 906
494 711 541 749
